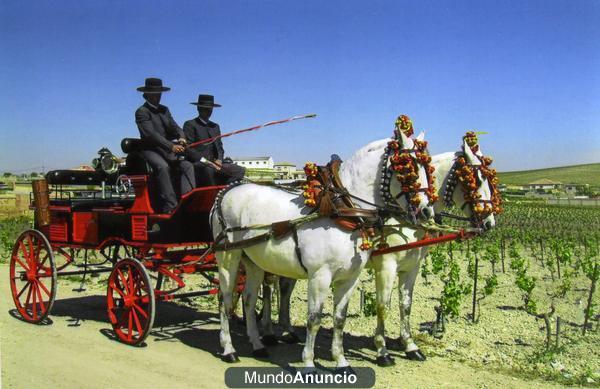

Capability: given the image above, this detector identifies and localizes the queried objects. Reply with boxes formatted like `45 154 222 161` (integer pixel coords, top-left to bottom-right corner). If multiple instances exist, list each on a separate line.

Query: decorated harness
442 131 502 226
210 118 500 273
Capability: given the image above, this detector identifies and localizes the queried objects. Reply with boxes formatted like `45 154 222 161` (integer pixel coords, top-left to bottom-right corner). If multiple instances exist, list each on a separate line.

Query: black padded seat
121 138 153 175
46 170 107 186
121 138 148 154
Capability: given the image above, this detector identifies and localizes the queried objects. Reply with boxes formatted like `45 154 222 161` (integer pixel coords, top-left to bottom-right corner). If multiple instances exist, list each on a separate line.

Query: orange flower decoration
387 115 437 207
395 114 414 137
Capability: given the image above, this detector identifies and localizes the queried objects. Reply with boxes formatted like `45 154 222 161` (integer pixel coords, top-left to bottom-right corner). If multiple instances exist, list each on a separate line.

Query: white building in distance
274 162 296 174
232 157 274 169
274 162 306 182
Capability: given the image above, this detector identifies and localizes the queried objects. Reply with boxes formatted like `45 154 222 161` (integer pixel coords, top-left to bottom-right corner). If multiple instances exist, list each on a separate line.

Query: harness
210 145 436 274
440 150 502 227
209 130 501 270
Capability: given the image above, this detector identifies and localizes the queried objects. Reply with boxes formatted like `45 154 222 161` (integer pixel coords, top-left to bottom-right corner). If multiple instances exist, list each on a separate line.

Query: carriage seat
121 138 153 176
46 169 108 186
45 169 134 209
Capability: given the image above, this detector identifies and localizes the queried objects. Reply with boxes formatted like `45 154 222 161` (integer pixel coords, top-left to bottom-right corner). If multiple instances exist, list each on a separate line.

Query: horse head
340 115 437 224
441 131 502 231
384 117 437 223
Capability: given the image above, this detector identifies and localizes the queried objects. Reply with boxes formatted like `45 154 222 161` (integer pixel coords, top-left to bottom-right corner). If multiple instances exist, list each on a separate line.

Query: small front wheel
106 258 155 345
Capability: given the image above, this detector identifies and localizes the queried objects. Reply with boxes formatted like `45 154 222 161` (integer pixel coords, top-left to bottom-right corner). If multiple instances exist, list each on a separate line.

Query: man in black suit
135 78 195 213
184 94 245 186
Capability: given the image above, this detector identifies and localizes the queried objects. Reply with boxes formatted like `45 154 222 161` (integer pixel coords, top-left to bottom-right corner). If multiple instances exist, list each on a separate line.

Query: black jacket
183 118 224 162
135 102 184 160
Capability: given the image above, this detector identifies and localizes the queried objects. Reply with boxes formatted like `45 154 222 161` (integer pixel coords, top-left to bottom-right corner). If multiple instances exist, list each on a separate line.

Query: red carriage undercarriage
8 139 245 345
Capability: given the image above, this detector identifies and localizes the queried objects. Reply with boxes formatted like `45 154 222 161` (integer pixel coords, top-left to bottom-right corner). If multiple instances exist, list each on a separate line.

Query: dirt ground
0 264 567 389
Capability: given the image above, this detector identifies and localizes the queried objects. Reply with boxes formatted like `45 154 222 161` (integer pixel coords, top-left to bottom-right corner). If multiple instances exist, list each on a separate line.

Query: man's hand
214 159 222 167
172 144 185 153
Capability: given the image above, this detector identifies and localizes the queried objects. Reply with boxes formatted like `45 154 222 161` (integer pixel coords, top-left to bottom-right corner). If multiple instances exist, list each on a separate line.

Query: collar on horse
303 156 382 234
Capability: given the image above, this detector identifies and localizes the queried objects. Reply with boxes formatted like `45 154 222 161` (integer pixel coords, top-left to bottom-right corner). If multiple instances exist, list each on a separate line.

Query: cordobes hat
137 78 171 93
190 94 221 108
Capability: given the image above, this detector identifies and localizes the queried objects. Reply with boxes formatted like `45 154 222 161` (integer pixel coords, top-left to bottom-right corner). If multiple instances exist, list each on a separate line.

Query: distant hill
498 163 600 186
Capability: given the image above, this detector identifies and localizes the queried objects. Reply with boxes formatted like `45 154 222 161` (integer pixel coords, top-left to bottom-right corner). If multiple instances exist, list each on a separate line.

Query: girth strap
291 226 307 273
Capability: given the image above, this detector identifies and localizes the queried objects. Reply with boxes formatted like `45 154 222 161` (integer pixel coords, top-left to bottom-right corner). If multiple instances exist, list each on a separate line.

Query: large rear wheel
9 229 57 323
106 258 155 346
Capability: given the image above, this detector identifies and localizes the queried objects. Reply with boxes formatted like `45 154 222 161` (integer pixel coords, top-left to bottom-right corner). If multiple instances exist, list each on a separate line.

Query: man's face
198 106 213 121
145 93 162 106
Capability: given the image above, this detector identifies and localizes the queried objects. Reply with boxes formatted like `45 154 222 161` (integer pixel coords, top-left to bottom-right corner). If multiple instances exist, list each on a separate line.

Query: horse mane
338 138 391 209
432 151 461 212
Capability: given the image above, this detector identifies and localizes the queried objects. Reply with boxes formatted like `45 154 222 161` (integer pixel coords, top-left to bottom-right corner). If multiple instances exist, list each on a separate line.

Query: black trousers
140 150 196 212
193 161 245 187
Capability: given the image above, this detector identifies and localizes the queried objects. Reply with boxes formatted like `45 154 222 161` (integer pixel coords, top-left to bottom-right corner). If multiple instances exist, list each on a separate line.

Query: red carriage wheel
9 229 57 323
106 258 155 345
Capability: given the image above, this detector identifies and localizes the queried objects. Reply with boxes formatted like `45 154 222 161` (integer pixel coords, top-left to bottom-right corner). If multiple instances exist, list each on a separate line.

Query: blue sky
0 0 598 173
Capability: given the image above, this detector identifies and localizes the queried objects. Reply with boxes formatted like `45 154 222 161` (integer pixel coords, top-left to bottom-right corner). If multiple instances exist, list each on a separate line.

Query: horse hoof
335 366 356 376
406 350 427 361
252 348 269 359
222 353 240 363
376 354 396 367
261 334 278 346
281 332 301 344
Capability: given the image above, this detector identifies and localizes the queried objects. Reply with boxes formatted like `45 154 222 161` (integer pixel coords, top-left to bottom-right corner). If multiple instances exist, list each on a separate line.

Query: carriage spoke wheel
106 258 155 346
9 229 57 323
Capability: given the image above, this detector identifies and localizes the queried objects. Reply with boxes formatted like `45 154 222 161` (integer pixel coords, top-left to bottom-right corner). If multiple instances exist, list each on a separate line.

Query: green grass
499 163 600 186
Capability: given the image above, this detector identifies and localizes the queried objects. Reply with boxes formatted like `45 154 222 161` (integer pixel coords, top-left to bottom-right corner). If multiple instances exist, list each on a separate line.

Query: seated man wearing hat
183 94 245 186
135 78 196 213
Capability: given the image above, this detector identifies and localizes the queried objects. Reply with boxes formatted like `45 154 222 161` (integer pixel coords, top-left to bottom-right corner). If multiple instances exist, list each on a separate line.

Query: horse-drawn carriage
7 116 502 369
8 138 238 345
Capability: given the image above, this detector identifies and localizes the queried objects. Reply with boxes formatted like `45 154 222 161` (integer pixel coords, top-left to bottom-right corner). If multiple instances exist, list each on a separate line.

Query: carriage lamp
92 147 121 175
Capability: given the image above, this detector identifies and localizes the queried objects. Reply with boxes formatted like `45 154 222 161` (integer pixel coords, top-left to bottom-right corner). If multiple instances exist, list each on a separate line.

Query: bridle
441 152 501 227
379 134 437 225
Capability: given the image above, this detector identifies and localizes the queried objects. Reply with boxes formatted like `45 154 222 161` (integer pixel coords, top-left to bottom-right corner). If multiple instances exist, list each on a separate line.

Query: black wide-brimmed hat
190 94 221 107
137 78 171 93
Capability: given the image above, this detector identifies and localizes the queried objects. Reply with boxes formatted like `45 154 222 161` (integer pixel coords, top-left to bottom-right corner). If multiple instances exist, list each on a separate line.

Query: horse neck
432 151 460 213
338 141 387 210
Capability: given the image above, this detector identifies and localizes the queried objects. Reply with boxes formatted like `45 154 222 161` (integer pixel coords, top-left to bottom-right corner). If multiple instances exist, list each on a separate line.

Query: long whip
187 113 317 148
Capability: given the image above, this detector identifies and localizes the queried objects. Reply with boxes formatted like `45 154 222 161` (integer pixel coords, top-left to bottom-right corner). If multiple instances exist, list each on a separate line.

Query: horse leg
259 277 277 346
216 249 242 363
372 255 398 366
331 275 361 369
278 276 300 343
303 269 332 369
240 258 269 358
397 252 426 361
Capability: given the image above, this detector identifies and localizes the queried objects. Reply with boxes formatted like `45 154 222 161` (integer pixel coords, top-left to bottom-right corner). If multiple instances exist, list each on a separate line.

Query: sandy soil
0 264 565 389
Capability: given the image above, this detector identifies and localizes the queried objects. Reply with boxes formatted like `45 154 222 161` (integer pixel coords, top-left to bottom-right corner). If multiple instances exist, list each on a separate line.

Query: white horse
211 131 435 368
270 137 499 366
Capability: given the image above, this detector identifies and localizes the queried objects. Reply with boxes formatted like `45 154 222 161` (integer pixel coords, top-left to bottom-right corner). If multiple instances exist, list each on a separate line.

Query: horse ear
463 139 481 166
398 129 414 150
416 131 425 141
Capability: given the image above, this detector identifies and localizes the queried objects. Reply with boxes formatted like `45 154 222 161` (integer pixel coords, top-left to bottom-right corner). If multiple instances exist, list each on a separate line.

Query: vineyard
309 202 600 385
1 202 599 386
